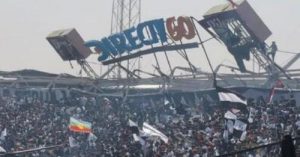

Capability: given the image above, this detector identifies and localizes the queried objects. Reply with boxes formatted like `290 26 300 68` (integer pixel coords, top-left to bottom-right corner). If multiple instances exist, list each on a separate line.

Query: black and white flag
128 119 140 135
216 86 248 113
216 86 247 105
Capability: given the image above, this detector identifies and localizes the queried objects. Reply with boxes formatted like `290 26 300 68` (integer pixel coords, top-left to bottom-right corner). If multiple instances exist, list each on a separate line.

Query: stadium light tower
109 0 142 79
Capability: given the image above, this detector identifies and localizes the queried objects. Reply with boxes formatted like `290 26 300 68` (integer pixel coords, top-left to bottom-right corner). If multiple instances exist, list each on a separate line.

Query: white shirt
295 120 300 130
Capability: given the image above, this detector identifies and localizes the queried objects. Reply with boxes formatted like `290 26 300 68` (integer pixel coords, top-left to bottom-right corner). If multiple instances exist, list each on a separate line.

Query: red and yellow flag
69 117 92 133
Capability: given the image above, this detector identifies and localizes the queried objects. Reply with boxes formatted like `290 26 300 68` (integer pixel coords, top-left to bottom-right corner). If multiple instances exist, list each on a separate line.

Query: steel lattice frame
108 0 141 79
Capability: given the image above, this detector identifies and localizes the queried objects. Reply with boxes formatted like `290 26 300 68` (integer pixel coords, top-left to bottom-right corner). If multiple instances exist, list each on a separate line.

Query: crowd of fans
0 88 299 157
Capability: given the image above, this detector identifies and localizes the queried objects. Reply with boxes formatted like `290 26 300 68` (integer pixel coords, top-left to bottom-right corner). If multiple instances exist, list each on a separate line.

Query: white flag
133 134 145 146
240 131 247 141
164 98 170 105
0 128 7 141
128 119 138 127
142 122 168 143
88 133 98 142
231 108 240 114
0 146 6 153
69 136 79 148
224 111 237 120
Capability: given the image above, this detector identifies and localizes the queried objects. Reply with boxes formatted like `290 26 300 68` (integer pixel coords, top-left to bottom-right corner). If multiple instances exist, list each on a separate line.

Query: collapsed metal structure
1 0 300 95
1 1 300 156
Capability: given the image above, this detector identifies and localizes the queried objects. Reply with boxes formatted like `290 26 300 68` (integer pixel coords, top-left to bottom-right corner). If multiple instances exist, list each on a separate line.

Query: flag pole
191 17 217 87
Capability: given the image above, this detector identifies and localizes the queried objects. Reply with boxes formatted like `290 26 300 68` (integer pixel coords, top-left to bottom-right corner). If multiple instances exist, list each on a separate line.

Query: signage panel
85 16 198 64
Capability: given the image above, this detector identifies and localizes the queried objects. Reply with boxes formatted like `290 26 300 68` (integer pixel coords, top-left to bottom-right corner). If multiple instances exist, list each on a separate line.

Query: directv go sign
85 16 198 64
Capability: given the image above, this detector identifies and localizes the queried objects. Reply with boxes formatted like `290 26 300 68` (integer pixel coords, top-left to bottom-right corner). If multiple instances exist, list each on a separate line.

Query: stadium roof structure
1 68 300 94
0 69 66 77
1 0 300 95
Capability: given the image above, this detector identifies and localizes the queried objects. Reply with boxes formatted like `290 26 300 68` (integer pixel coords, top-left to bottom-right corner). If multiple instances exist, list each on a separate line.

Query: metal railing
217 137 300 157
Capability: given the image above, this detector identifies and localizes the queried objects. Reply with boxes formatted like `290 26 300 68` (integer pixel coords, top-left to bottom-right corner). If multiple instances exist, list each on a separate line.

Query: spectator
0 87 299 156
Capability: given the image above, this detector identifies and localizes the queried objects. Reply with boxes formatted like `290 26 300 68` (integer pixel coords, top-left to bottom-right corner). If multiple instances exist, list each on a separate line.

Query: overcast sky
0 0 300 76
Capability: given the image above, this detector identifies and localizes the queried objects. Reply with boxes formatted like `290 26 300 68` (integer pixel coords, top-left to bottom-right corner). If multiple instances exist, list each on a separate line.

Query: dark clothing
281 135 296 157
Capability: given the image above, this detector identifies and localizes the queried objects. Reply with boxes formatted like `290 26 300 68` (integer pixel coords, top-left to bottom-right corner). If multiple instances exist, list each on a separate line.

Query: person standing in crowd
281 135 296 157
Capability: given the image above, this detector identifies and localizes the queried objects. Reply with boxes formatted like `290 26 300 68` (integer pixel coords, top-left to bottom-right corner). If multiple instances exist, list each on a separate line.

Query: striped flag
69 117 92 133
217 86 247 105
216 86 248 113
